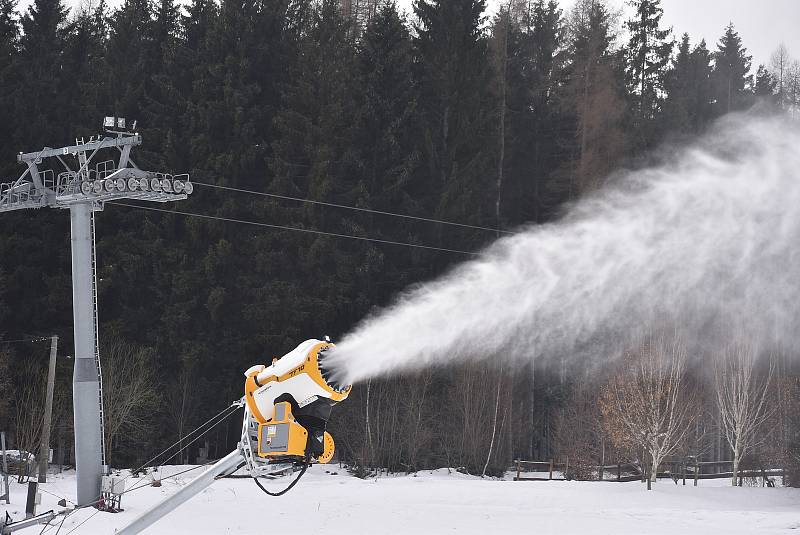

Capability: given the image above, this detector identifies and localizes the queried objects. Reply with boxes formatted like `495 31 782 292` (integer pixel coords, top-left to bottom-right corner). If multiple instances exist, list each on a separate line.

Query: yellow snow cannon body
243 339 351 465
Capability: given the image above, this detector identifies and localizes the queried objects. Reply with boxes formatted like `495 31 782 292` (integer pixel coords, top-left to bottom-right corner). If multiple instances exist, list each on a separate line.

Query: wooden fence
514 458 784 486
514 460 566 481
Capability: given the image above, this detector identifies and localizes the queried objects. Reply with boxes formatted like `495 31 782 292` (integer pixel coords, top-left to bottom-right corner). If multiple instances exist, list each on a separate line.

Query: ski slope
3 465 799 534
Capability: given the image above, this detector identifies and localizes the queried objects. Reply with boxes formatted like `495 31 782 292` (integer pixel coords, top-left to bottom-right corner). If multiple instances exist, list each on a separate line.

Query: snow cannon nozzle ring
317 346 350 393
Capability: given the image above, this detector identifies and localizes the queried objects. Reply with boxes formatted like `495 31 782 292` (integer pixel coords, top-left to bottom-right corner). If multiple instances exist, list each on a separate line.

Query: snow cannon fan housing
244 339 351 464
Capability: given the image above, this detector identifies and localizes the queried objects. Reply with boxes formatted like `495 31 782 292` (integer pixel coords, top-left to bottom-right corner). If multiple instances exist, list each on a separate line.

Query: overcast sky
16 0 799 69
396 0 800 68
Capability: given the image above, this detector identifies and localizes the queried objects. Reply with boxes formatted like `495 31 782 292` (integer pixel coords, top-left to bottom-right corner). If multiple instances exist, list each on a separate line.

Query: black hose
252 462 309 497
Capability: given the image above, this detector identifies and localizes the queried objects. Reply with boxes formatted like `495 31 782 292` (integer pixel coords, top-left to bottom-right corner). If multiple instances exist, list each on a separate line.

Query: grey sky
397 0 800 68
654 0 799 68
16 0 799 69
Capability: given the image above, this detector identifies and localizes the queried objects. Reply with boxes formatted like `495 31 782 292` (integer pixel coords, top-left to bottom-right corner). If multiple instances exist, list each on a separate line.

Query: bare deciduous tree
452 363 488 473
482 364 504 477
554 379 605 480
787 60 800 119
397 369 434 473
101 340 159 465
770 43 792 108
166 363 198 465
11 360 45 480
0 349 11 427
600 335 696 489
714 342 775 486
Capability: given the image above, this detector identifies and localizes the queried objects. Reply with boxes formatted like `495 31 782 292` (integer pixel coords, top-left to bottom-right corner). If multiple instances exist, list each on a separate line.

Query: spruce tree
186 0 297 189
263 0 364 348
753 64 778 100
625 0 673 144
512 0 565 223
183 0 215 53
712 23 752 115
526 0 563 107
558 0 626 195
140 0 184 169
63 1 109 134
356 3 418 213
270 0 357 202
413 0 495 235
663 34 714 134
17 0 70 144
339 3 427 320
688 40 715 129
663 33 693 133
105 0 154 120
0 0 15 86
0 0 19 173
491 0 564 225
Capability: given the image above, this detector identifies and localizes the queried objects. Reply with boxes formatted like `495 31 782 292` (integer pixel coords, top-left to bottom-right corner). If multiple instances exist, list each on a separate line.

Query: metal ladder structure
90 210 108 469
77 136 108 469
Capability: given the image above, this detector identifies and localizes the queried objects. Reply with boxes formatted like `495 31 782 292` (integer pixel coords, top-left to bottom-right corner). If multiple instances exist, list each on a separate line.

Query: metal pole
1 511 57 534
38 336 58 483
70 203 103 505
25 481 38 518
1 431 9 504
116 449 243 535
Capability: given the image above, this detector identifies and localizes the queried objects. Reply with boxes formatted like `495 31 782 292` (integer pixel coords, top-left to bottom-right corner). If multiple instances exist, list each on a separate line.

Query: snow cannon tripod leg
115 449 243 535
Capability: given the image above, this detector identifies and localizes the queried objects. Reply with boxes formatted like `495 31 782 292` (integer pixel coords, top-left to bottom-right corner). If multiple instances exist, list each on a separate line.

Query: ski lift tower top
0 116 193 506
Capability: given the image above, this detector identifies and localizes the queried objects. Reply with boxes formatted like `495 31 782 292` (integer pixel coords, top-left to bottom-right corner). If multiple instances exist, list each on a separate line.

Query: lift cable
108 202 481 257
193 181 513 235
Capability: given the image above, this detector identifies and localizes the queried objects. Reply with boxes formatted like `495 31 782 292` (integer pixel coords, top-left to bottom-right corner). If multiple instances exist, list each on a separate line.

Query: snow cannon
243 339 351 464
116 341 350 534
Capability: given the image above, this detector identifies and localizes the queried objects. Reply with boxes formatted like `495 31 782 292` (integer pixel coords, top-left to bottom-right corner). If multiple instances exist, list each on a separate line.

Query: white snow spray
327 112 800 384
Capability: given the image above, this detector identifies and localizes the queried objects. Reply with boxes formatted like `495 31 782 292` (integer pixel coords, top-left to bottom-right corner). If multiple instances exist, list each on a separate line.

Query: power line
121 402 241 486
193 181 513 235
62 509 98 535
120 462 215 499
109 202 481 256
0 337 52 344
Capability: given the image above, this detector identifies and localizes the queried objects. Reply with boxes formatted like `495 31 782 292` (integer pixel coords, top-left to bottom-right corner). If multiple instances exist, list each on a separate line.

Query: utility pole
38 335 58 483
0 117 192 505
1 431 9 504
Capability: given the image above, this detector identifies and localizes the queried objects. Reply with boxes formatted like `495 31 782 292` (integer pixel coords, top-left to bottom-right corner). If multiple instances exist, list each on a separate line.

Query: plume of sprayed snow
327 113 800 384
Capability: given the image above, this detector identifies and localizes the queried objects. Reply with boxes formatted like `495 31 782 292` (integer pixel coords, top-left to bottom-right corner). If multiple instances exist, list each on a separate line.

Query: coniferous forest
2 0 800 480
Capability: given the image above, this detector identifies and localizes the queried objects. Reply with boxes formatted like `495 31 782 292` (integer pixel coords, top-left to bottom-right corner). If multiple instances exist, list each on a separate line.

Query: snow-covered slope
3 465 799 534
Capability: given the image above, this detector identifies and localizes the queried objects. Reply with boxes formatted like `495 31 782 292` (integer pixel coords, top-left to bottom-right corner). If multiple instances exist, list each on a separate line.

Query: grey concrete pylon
71 203 104 504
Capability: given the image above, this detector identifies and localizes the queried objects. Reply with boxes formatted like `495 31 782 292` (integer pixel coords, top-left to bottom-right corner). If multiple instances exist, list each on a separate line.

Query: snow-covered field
3 465 799 534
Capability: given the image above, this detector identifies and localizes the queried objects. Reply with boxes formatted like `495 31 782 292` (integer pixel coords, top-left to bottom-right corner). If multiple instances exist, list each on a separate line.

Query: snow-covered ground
2 464 799 534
